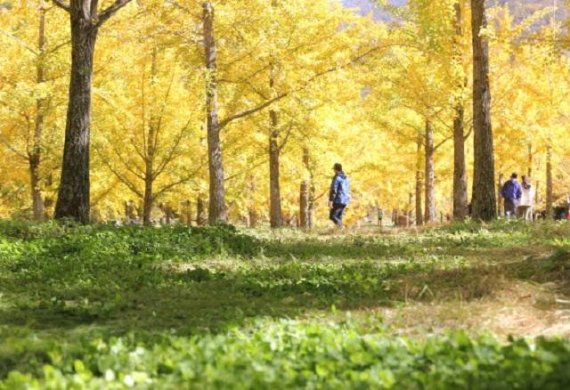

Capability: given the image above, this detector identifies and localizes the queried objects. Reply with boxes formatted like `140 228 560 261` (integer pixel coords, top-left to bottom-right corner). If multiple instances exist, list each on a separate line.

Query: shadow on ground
1 249 568 336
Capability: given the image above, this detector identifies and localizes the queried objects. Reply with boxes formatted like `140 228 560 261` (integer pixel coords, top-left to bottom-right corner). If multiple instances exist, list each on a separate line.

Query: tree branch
154 177 191 199
0 30 38 55
224 158 268 182
218 43 393 132
278 121 294 152
96 0 132 27
153 121 190 180
434 134 453 151
219 93 288 130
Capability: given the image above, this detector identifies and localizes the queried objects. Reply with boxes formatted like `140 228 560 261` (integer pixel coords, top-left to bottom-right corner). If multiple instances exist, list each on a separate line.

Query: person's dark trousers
504 199 518 218
330 203 346 226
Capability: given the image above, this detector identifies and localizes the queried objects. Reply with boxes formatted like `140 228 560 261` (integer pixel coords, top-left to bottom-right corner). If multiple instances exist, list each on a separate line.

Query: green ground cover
0 220 569 388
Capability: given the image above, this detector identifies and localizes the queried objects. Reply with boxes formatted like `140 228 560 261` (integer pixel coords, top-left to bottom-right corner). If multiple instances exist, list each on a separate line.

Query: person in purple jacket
501 173 523 218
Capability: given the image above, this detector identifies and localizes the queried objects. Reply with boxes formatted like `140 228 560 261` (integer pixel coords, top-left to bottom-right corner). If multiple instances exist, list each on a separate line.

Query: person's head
511 173 518 180
522 175 531 188
333 163 343 173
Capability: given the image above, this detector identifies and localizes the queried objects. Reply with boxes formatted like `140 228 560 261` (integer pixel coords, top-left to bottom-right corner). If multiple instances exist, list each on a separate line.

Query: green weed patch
1 220 569 388
2 321 570 389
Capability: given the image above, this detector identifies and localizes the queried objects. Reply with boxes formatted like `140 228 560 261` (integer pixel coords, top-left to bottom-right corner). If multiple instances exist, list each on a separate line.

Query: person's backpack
335 175 350 205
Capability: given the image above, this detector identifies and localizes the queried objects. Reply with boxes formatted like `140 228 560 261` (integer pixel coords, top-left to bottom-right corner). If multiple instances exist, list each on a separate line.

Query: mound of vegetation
2 320 570 389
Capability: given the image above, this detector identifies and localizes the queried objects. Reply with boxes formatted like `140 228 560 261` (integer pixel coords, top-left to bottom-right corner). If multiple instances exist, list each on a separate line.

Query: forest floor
0 220 569 388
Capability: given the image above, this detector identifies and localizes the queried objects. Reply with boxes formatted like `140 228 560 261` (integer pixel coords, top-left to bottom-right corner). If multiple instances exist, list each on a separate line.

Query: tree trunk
248 208 259 228
54 5 98 223
453 104 468 220
185 200 192 226
197 195 207 226
269 109 282 228
29 156 43 220
497 173 503 216
424 121 436 223
527 143 533 177
143 168 153 225
142 50 160 226
415 134 424 226
408 192 413 227
203 1 227 224
546 145 553 219
300 180 309 228
452 1 469 220
302 147 315 228
30 5 47 221
470 0 497 221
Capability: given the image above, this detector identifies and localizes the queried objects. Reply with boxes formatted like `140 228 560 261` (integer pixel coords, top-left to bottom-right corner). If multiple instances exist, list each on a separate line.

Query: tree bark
452 1 469 220
302 147 315 228
497 173 503 216
470 0 497 221
143 166 153 225
30 3 47 221
527 143 533 177
197 195 207 226
453 104 468 220
185 200 192 226
424 121 436 223
300 180 309 228
408 192 413 227
269 108 282 228
54 3 99 223
203 1 227 224
415 134 424 226
546 145 553 219
142 51 158 226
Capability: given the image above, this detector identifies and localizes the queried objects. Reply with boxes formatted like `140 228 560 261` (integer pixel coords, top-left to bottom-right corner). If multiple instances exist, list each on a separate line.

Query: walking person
329 163 350 228
517 176 535 220
501 173 523 219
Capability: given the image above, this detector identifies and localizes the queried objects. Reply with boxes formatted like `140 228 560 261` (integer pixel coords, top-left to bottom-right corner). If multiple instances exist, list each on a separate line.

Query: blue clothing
501 179 522 201
329 203 346 226
329 172 350 205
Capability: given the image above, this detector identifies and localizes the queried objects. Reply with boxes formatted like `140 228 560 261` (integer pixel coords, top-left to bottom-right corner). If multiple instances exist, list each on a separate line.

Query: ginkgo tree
0 0 568 225
92 2 204 225
0 1 68 220
50 0 133 223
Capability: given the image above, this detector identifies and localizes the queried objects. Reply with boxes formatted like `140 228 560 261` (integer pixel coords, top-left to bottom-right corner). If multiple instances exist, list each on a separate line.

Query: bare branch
100 156 144 198
46 39 72 55
219 93 288 130
153 122 189 179
434 134 453 151
224 158 268 182
278 121 294 152
96 0 132 27
90 178 119 207
218 43 395 132
154 177 191 199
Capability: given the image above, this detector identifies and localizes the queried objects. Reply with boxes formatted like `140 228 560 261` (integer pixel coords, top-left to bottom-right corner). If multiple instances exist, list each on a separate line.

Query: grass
0 219 569 388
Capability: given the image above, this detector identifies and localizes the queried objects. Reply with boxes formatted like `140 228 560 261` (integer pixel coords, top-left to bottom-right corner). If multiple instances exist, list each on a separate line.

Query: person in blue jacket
329 163 350 227
501 172 523 218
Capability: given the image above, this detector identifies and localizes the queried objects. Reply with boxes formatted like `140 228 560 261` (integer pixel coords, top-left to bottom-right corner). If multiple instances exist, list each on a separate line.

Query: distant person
501 173 522 218
329 163 350 228
377 208 384 226
517 176 535 220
